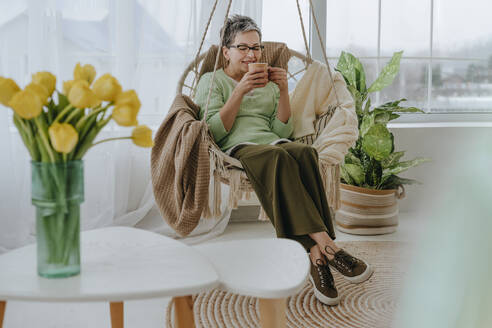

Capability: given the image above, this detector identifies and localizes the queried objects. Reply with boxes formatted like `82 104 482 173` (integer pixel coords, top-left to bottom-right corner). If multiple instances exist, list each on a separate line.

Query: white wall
391 126 492 213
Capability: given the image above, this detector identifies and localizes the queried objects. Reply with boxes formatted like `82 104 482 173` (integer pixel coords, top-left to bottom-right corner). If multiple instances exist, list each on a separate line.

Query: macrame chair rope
296 0 340 106
295 0 312 64
202 0 233 122
190 0 221 98
307 0 341 105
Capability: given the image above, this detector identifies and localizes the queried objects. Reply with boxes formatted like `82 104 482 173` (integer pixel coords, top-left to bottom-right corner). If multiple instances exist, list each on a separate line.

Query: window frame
307 0 492 124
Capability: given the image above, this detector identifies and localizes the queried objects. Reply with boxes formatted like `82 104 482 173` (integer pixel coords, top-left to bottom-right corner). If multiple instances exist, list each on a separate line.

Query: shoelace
325 246 358 272
335 251 358 270
315 259 334 288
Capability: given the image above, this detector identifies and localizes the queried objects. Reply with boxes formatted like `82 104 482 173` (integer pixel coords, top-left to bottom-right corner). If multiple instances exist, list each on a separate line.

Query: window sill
388 113 492 128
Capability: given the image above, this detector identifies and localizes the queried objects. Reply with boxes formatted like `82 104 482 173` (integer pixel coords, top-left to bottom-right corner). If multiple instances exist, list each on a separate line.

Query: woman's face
223 30 262 75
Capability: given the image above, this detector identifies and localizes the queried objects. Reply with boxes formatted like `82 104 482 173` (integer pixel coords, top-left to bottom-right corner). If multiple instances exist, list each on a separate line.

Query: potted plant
334 51 431 235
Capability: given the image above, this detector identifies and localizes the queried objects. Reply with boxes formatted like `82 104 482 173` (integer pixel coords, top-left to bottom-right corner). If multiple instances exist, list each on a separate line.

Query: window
57 0 114 89
261 0 310 54
0 0 28 84
324 0 492 113
432 0 492 112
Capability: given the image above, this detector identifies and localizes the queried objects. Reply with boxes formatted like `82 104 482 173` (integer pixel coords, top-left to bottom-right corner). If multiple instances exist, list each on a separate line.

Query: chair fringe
201 127 227 219
213 171 222 217
227 169 241 209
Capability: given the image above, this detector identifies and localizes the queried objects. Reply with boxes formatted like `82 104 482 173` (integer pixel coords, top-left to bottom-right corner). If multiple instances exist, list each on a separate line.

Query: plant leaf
354 62 366 93
336 51 358 87
384 157 432 176
381 151 405 168
364 97 371 115
374 112 390 124
377 98 407 109
340 163 355 185
57 92 69 112
346 84 363 117
361 124 393 161
379 174 422 189
360 113 374 137
390 113 400 121
345 152 362 166
391 106 424 113
367 51 403 93
344 163 365 185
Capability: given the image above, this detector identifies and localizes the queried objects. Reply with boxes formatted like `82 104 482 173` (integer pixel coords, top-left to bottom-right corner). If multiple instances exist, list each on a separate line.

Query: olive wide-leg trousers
232 142 336 251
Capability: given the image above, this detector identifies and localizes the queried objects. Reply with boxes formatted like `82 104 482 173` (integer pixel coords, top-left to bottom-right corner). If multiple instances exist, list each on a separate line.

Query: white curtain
0 0 262 253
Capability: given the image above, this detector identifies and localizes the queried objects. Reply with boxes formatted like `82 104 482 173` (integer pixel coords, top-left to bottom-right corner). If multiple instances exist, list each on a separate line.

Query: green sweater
194 69 293 152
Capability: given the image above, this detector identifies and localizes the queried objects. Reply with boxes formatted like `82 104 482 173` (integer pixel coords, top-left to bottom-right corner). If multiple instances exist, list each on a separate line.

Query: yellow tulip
68 80 101 109
48 122 78 154
92 73 122 101
73 63 96 85
25 82 49 105
0 77 20 107
31 71 56 97
63 79 87 96
112 104 139 126
131 125 154 147
63 80 75 96
8 89 43 119
115 90 141 112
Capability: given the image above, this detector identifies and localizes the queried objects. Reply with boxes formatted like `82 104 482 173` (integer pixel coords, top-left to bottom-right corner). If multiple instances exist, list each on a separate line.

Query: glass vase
31 160 84 278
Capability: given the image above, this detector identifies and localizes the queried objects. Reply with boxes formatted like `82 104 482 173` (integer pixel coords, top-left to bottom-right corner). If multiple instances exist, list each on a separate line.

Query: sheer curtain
0 0 262 253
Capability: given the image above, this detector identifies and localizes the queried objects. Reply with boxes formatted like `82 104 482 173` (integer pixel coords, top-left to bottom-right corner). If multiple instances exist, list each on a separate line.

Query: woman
194 15 372 306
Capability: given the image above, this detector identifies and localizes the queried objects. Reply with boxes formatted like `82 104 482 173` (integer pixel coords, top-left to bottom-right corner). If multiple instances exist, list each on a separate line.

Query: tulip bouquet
0 63 153 278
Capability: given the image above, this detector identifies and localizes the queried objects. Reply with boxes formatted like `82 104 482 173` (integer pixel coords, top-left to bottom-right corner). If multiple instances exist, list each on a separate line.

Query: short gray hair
220 15 262 48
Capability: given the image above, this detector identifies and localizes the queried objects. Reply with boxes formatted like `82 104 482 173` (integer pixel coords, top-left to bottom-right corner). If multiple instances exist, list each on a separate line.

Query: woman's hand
235 68 268 96
268 67 288 93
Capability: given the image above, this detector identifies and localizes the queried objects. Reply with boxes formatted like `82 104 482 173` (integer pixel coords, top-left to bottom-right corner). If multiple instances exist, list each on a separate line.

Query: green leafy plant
335 51 431 190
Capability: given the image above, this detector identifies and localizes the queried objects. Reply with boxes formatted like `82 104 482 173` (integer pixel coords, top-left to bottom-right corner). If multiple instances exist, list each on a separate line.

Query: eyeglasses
229 44 265 54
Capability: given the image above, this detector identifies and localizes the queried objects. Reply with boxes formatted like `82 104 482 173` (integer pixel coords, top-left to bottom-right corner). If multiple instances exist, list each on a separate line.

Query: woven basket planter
335 183 405 235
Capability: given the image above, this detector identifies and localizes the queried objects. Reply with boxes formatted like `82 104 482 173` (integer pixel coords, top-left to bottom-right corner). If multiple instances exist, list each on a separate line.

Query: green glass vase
31 160 84 278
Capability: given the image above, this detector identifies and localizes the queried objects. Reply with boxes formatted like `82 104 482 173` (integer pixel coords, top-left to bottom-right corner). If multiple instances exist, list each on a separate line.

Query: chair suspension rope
295 0 312 65
191 0 220 97
203 0 233 122
291 67 308 77
307 0 341 106
287 70 298 82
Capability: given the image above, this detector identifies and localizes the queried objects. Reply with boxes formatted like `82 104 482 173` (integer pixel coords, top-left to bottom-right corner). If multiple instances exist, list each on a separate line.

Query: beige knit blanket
150 94 211 237
290 60 357 139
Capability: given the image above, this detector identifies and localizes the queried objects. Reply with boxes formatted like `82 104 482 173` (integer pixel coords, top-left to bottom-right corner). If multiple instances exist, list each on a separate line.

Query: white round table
193 238 310 327
0 226 219 328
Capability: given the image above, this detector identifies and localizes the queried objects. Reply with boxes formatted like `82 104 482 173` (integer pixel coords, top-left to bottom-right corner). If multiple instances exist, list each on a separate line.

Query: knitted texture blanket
150 94 211 237
290 60 356 139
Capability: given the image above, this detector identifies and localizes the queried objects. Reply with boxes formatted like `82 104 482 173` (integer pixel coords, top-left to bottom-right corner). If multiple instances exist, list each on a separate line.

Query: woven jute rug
166 241 411 328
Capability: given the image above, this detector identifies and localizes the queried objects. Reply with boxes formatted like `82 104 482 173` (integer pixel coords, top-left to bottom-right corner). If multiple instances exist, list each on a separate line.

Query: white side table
193 238 310 327
0 227 219 328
